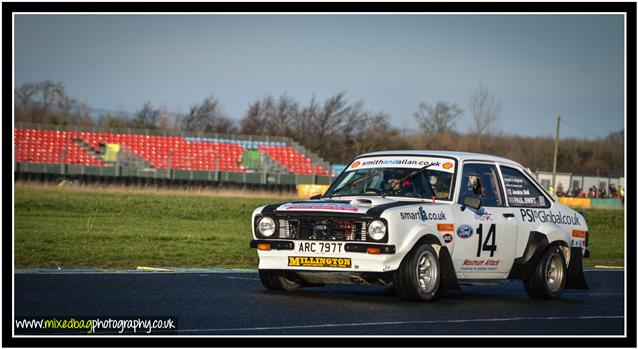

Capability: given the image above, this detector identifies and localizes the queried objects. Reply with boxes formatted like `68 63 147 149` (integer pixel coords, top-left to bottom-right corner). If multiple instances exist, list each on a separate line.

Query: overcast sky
14 14 624 139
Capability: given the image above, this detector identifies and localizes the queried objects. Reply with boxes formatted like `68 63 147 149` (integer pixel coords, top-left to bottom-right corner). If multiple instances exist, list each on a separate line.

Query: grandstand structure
14 123 333 187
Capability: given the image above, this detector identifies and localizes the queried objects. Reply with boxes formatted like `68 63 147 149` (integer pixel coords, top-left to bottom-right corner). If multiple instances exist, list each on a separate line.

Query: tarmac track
13 269 624 336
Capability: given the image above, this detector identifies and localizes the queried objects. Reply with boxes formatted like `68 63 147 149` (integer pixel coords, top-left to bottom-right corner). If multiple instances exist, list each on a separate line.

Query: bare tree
237 91 408 163
65 101 94 126
240 100 266 135
312 91 354 138
240 95 298 136
606 130 623 146
181 96 235 133
352 111 400 155
158 107 177 131
293 94 319 137
97 109 132 129
15 80 95 126
132 101 160 129
413 101 463 134
469 84 501 149
271 95 298 136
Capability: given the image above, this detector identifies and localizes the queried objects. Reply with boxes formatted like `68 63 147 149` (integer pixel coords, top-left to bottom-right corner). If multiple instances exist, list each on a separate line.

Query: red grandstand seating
258 145 330 175
14 128 246 172
14 129 104 166
15 128 328 175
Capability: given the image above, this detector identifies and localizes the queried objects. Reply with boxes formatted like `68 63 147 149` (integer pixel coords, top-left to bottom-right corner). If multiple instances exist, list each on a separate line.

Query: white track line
221 276 260 281
178 315 624 333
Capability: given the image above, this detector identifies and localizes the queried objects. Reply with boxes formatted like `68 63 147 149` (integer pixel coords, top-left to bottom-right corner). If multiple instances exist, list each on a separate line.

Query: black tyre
393 244 441 301
523 246 567 299
258 269 300 292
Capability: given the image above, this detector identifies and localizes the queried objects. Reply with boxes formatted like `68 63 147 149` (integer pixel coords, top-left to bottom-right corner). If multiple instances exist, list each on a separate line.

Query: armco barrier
557 197 623 209
557 197 591 209
590 198 623 209
297 184 330 199
15 162 333 187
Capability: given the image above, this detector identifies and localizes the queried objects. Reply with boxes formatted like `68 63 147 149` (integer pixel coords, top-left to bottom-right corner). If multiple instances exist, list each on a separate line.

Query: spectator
610 184 618 198
556 183 564 197
572 187 581 197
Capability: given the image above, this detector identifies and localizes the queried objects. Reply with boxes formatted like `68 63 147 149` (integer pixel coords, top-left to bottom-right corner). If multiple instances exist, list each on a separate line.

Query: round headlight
258 217 276 237
368 220 387 241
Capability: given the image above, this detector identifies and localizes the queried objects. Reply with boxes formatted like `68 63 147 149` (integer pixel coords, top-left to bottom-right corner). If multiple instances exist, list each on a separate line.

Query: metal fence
14 162 333 186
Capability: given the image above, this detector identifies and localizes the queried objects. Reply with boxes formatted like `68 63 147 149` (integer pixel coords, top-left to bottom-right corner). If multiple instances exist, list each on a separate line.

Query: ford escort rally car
250 151 590 301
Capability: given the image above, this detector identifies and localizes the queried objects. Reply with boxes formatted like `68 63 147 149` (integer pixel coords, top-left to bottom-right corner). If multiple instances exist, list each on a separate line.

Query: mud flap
565 247 589 289
508 231 548 280
439 246 461 290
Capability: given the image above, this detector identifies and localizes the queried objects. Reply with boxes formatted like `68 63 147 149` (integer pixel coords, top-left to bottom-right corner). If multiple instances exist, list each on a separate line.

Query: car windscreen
325 156 456 200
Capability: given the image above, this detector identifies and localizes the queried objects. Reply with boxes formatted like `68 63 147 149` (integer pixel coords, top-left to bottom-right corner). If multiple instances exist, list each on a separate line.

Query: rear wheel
258 269 300 292
393 244 441 301
523 246 567 299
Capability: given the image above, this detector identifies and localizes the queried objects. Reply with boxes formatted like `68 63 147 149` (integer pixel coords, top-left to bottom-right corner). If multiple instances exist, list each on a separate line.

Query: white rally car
250 151 589 301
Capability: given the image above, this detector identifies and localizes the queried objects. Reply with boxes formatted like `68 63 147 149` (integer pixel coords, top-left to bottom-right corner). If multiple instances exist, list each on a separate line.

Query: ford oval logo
456 224 474 239
313 224 328 232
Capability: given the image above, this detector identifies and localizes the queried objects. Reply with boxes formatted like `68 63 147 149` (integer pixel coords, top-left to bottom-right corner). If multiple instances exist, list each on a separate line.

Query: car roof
355 150 523 167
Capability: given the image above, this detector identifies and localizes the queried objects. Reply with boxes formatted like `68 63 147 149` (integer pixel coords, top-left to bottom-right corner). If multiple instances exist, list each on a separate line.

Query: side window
457 163 505 207
500 166 550 208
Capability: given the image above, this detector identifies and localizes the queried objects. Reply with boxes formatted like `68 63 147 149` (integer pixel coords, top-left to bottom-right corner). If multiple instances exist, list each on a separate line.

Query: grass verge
581 208 625 267
15 184 295 269
14 184 624 269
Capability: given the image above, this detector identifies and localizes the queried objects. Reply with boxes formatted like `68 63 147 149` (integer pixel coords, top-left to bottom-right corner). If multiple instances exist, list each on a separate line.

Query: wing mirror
461 196 482 211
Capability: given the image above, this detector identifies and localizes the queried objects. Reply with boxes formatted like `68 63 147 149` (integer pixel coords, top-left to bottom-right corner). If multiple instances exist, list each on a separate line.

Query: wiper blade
400 163 435 183
378 164 435 198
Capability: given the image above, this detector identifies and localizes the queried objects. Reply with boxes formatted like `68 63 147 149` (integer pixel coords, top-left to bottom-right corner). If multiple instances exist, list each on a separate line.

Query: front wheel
393 244 441 301
523 246 567 299
258 269 300 292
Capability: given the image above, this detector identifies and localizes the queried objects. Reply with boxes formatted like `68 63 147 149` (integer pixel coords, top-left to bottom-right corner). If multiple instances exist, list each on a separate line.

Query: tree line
14 80 624 176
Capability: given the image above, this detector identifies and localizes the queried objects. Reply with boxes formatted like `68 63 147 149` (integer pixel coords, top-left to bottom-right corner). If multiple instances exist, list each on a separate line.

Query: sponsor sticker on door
437 223 454 232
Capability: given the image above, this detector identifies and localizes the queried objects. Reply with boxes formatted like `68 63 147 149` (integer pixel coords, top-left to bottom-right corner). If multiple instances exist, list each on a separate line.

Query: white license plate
296 241 343 254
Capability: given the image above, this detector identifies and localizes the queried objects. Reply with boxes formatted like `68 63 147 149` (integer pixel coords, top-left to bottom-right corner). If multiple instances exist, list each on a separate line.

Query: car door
450 162 519 279
497 164 554 259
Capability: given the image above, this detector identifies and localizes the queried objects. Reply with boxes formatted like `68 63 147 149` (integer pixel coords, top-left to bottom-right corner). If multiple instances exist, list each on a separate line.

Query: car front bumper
250 239 399 273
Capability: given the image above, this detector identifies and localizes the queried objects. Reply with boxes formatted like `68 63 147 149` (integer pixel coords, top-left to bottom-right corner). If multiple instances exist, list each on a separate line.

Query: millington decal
288 256 352 268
